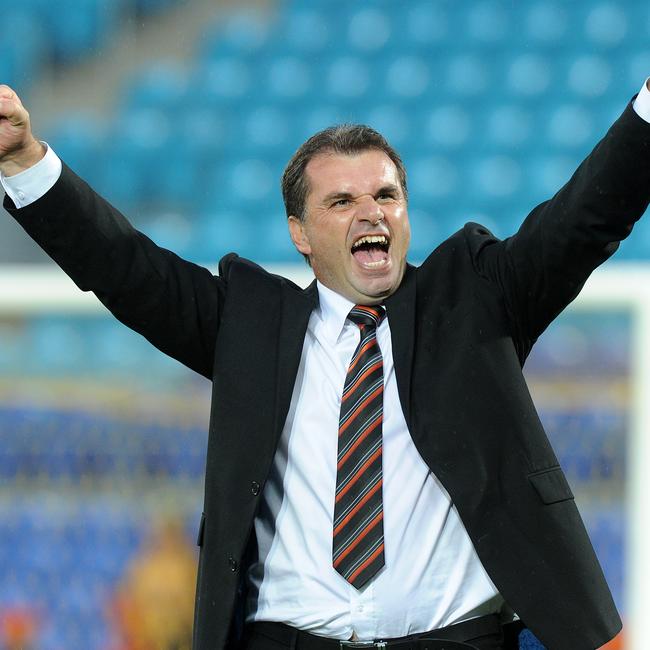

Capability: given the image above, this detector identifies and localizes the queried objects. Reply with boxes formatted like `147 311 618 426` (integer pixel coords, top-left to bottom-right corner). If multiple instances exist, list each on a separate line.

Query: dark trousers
239 615 512 650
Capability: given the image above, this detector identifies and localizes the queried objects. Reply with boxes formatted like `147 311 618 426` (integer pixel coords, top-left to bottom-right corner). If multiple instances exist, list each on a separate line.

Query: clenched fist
0 85 45 177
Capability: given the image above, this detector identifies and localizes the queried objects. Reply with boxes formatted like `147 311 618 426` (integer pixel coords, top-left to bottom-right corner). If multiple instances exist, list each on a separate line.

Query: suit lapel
269 270 414 448
385 265 416 429
273 279 319 446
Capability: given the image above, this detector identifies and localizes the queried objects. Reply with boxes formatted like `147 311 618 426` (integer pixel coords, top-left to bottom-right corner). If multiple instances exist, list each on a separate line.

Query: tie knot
348 305 386 330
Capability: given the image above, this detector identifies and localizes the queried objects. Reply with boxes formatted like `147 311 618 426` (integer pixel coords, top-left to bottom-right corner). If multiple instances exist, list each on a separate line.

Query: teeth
352 235 388 249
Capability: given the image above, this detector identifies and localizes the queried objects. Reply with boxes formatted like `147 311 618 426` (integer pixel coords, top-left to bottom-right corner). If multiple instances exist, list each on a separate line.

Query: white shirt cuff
0 143 62 208
633 78 650 124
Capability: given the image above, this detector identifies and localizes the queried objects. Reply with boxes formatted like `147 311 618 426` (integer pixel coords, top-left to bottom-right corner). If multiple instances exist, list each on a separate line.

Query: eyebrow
376 184 400 196
321 192 354 205
321 185 401 205
321 191 355 205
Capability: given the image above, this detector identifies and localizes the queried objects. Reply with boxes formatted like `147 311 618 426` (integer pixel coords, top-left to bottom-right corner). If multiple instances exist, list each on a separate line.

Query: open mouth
351 234 390 268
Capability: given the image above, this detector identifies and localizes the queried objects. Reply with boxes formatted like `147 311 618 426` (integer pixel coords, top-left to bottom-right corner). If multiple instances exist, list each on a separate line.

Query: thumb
0 88 29 128
0 84 43 174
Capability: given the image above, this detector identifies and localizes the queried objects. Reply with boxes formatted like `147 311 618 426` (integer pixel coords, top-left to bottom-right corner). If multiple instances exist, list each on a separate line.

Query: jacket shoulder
416 221 501 276
217 253 309 295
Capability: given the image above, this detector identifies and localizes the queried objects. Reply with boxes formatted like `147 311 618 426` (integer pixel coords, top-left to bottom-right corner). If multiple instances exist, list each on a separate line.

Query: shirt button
17 191 25 201
250 480 260 496
228 555 238 572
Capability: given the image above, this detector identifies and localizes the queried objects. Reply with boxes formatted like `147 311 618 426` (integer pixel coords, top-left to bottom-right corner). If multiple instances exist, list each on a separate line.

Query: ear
288 216 312 256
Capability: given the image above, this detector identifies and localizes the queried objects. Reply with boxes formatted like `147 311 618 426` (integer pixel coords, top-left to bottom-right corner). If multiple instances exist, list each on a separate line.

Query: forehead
305 150 400 200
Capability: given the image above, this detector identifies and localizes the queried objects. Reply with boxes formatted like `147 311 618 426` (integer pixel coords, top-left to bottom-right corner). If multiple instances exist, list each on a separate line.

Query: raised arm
471 81 650 358
0 85 226 379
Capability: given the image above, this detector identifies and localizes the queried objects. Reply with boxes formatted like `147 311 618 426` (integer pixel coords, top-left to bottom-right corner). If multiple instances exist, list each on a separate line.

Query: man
1 79 650 650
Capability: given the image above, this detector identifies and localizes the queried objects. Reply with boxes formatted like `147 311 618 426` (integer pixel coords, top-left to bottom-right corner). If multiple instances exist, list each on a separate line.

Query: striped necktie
332 304 386 589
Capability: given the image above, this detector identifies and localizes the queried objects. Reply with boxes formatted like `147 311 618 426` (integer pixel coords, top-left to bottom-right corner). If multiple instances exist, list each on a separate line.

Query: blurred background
1 0 649 648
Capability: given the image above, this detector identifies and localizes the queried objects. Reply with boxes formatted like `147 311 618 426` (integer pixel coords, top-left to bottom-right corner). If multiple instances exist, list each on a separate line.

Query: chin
355 280 396 301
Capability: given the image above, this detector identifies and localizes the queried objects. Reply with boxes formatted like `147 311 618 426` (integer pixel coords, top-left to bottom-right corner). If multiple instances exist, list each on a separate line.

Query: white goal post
0 262 648 649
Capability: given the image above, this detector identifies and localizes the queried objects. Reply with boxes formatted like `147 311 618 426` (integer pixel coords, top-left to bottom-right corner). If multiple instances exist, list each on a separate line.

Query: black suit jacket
6 101 650 650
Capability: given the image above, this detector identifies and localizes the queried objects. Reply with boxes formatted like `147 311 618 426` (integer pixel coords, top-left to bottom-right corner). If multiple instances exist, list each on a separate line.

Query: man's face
288 150 410 305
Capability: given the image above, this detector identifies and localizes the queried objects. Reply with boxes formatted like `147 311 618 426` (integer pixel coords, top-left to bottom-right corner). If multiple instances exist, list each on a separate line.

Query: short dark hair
281 124 408 222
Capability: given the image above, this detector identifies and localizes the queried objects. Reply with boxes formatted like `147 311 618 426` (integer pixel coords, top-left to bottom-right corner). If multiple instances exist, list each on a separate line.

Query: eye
332 198 351 207
377 192 396 202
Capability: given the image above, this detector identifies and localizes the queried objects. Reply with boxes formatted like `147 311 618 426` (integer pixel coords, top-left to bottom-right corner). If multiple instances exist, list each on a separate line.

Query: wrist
0 139 46 177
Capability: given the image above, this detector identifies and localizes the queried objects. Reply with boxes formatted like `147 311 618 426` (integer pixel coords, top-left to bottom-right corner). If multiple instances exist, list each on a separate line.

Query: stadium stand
22 0 646 266
1 0 645 647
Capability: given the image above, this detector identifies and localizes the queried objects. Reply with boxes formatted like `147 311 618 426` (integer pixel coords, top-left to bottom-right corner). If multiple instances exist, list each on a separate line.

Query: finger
0 85 19 101
0 97 27 125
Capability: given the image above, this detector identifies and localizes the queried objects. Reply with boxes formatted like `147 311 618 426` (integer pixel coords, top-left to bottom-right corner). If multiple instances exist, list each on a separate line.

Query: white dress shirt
246 282 502 640
3 81 650 641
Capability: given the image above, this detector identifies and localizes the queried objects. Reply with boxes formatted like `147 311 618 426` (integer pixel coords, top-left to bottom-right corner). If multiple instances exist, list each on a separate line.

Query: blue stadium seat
96 108 173 206
385 55 432 101
195 57 256 108
201 10 273 61
227 157 277 207
465 0 511 46
522 154 580 205
179 108 233 156
545 104 596 151
483 104 534 150
43 113 106 185
274 7 332 57
92 143 148 210
360 105 413 149
565 54 614 99
417 105 473 151
584 3 629 48
146 212 198 258
505 53 555 99
346 7 393 54
444 53 492 98
522 2 569 47
291 106 357 144
122 62 189 112
324 56 373 103
408 155 461 209
191 209 259 262
401 1 454 50
239 106 294 155
263 56 316 105
472 155 523 200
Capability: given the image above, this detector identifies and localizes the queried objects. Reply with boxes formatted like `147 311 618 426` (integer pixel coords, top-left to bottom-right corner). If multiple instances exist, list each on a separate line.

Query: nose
356 195 384 225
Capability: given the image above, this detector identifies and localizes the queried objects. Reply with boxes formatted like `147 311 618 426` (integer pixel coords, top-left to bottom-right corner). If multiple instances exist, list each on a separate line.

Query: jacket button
228 555 238 572
250 481 260 495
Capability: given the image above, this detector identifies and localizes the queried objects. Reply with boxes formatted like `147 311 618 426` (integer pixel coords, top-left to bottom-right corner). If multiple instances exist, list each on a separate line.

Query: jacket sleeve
469 99 650 358
3 163 226 379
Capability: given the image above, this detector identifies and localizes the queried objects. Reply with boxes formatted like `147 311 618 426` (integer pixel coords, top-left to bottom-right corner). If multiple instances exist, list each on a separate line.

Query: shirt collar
315 282 357 345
